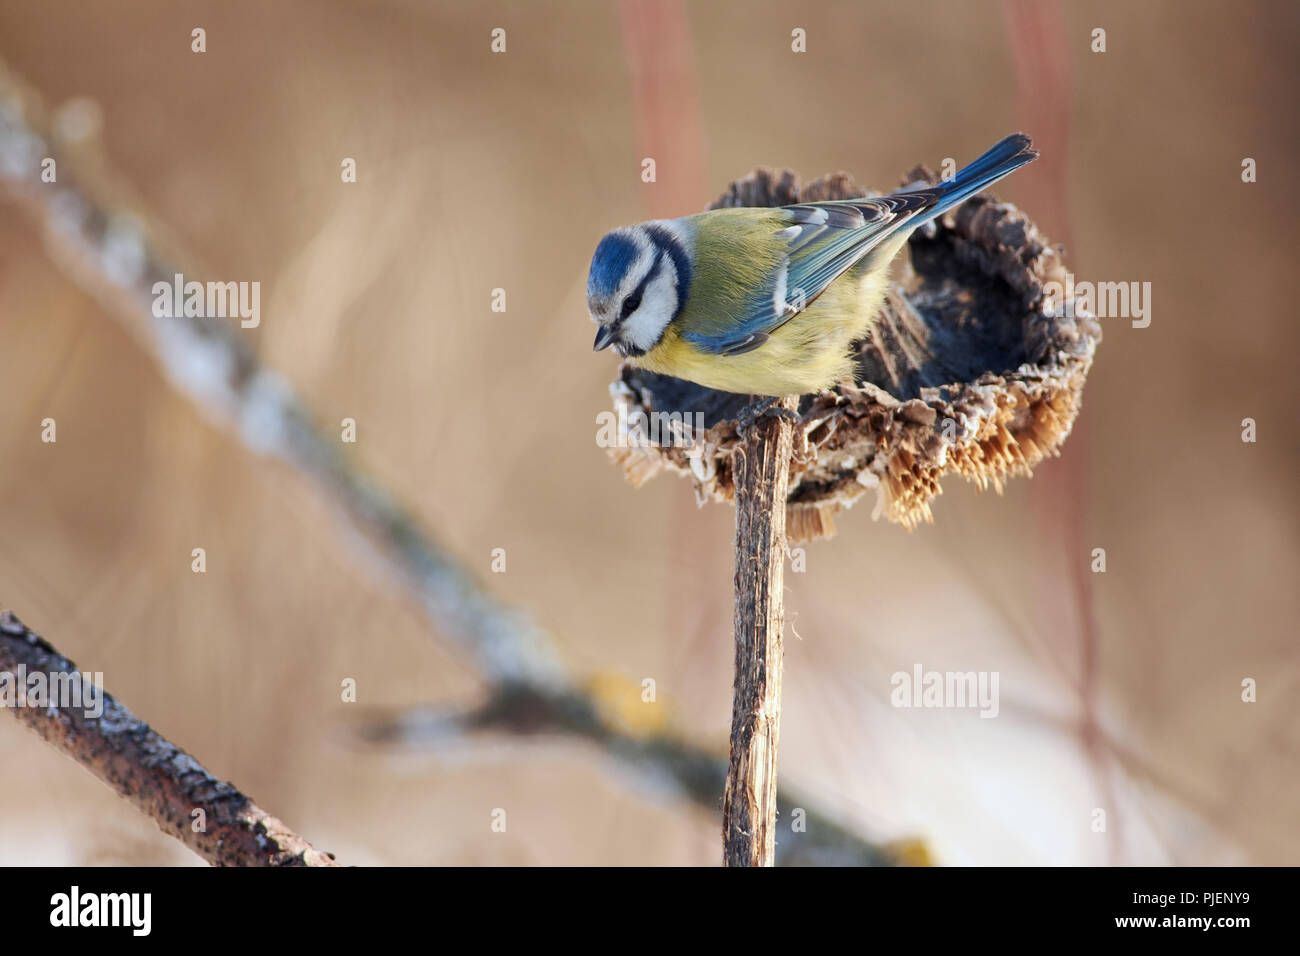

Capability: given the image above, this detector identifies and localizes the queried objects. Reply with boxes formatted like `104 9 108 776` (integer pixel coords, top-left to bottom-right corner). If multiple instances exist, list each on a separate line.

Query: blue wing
684 133 1037 356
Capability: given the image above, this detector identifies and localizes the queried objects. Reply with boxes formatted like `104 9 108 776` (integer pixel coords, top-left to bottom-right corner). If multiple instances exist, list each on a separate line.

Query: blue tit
587 133 1038 396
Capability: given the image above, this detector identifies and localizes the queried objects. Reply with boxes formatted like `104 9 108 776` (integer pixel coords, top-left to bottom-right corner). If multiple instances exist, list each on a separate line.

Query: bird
587 133 1038 397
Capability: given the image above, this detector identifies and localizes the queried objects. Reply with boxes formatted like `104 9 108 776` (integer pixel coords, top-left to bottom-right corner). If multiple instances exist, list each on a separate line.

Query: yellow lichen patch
583 671 671 739
885 836 937 867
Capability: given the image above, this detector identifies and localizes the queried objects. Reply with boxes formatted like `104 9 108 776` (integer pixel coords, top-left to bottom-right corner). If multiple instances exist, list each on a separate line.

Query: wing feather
683 194 936 355
683 134 1037 357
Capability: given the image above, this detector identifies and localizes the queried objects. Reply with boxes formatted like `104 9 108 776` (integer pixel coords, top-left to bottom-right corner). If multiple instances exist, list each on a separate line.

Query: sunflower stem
723 394 798 866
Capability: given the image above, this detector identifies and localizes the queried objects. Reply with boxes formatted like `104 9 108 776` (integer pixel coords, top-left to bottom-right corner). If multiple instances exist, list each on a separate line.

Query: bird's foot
734 396 801 442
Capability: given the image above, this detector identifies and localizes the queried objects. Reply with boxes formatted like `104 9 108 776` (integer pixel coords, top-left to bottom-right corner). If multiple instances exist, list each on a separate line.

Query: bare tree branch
0 62 563 691
0 610 338 866
359 684 896 867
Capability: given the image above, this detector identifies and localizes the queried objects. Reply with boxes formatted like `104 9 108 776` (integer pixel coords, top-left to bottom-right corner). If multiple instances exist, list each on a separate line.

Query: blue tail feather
916 133 1037 226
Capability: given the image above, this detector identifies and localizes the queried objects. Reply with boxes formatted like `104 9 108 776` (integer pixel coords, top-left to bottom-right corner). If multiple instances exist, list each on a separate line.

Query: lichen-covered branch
0 62 563 691
0 610 338 866
723 397 798 866
359 681 895 867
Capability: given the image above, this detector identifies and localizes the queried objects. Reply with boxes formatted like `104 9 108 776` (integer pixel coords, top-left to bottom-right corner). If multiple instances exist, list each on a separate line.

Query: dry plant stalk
723 395 799 866
0 610 338 866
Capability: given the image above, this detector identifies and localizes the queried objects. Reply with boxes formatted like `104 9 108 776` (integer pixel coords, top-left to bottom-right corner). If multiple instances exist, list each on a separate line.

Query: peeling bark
723 396 797 867
0 611 338 866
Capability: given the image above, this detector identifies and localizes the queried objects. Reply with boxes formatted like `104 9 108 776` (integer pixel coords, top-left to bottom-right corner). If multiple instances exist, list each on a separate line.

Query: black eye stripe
620 291 640 319
618 250 664 323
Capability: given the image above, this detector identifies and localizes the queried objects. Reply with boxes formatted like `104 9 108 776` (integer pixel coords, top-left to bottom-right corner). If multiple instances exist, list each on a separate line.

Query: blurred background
1 0 1296 866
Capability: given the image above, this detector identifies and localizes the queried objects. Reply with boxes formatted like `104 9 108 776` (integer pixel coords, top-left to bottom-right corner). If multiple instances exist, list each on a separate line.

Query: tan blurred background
1 0 1297 865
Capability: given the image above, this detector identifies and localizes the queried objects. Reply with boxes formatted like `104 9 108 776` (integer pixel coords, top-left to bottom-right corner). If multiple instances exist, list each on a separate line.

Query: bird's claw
734 397 801 441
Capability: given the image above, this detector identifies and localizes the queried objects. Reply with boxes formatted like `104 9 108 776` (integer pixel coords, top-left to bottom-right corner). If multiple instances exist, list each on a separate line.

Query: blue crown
587 233 639 301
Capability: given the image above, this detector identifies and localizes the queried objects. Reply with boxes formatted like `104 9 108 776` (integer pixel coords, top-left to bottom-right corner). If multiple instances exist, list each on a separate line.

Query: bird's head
587 222 691 358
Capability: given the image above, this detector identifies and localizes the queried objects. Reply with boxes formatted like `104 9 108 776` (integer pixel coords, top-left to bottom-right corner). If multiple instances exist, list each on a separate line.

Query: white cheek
615 233 657 301
621 264 679 351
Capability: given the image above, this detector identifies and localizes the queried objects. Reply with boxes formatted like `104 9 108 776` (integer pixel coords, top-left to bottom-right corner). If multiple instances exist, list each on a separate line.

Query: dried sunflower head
607 166 1101 541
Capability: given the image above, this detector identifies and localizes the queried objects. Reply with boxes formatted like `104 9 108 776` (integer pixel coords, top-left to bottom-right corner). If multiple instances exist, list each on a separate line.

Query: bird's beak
593 325 616 352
